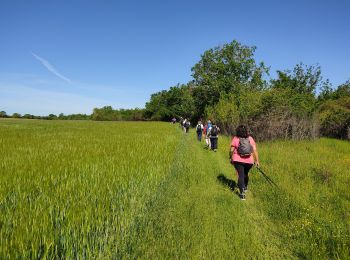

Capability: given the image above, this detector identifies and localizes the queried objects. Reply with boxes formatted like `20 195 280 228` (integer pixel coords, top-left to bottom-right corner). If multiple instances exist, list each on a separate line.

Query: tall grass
0 119 180 258
1 119 349 258
218 136 350 259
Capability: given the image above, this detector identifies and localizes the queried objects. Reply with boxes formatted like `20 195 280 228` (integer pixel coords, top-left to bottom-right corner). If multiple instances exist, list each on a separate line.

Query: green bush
318 97 350 139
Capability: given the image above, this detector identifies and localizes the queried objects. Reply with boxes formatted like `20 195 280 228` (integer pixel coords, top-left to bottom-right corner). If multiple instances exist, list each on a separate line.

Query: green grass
0 119 349 259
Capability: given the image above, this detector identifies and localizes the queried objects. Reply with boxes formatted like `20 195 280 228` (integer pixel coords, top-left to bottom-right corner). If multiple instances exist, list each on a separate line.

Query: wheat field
0 119 349 259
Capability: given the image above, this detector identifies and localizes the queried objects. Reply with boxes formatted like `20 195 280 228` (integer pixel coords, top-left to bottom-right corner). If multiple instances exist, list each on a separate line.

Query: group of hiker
174 117 260 201
178 117 220 151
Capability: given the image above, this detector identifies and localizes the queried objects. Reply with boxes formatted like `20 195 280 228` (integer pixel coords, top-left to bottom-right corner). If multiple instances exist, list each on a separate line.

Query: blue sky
0 0 349 115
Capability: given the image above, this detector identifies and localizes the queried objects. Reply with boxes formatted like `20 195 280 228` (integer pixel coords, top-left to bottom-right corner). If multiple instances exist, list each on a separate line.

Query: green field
1 119 349 259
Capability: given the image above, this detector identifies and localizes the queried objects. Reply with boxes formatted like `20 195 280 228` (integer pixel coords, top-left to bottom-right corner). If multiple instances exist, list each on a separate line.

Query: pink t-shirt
231 136 256 164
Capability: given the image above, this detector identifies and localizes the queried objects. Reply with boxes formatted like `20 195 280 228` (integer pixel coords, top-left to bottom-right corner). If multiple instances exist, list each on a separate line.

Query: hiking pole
256 166 279 188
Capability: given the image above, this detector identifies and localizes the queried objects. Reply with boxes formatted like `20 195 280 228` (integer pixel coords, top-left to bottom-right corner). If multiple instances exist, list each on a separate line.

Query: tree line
0 108 144 121
144 40 350 140
2 40 349 140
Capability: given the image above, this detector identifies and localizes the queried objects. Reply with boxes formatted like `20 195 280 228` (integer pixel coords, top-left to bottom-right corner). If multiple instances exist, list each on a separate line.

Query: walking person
179 117 184 129
195 120 204 141
203 122 208 146
184 119 190 133
230 125 260 201
205 120 212 149
208 122 220 151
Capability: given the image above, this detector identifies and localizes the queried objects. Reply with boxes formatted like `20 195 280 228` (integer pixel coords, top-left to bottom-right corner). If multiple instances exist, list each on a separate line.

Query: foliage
144 84 194 121
190 40 268 118
0 111 8 118
58 113 91 120
144 39 349 140
318 97 350 139
12 113 21 118
191 40 269 93
272 63 322 95
318 79 350 102
3 40 349 140
204 93 239 134
91 106 145 121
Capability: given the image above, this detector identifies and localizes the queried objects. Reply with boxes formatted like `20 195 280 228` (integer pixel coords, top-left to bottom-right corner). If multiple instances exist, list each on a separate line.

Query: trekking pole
256 166 279 188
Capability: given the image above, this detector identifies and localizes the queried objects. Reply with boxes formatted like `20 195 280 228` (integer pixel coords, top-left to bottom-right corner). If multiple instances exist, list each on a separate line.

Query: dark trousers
197 132 202 141
233 162 253 194
210 137 218 150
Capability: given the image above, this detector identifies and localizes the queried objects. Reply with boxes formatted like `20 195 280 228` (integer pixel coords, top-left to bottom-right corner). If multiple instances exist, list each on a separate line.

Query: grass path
120 130 293 259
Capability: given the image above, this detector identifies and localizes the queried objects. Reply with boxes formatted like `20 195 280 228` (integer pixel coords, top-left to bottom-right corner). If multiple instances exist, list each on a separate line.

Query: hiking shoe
239 193 246 200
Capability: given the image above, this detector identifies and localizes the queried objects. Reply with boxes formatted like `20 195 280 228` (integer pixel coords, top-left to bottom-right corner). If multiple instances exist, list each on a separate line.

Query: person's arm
229 145 234 159
253 148 260 168
229 138 235 160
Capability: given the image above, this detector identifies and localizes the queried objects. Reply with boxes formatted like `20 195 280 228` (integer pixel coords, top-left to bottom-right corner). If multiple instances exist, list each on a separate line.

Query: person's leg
234 163 245 195
243 164 253 190
213 138 217 151
210 138 214 150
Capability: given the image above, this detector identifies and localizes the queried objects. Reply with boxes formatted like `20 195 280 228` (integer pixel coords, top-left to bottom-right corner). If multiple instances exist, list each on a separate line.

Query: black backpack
237 137 253 157
211 126 218 136
196 124 202 133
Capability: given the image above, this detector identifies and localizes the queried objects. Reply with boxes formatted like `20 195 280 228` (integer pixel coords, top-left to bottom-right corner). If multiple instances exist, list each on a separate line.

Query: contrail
31 52 72 83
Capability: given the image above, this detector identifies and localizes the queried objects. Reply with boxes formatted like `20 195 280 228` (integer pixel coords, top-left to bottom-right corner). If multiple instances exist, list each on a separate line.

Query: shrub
318 97 350 139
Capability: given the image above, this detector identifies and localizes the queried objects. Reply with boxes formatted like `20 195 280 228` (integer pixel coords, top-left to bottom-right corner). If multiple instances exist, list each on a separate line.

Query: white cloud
31 52 72 83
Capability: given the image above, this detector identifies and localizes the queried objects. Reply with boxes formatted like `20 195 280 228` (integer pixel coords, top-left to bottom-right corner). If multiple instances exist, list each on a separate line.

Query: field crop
0 119 180 258
0 119 349 259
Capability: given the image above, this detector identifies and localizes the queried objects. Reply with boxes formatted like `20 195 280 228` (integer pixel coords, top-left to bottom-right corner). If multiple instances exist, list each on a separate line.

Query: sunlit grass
0 119 349 258
0 119 180 258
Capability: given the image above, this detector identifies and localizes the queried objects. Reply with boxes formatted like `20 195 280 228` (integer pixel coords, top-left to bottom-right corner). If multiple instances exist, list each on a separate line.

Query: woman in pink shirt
230 125 260 200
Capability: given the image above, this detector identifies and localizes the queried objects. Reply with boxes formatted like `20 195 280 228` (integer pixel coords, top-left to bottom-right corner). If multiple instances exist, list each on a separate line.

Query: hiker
195 120 204 141
179 117 184 129
205 120 212 148
230 125 260 201
171 117 176 124
208 122 220 151
183 119 190 133
203 122 207 143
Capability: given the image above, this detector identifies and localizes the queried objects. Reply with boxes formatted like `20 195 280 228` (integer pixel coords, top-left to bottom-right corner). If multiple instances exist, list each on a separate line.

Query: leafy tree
58 113 65 119
23 114 35 119
48 114 57 120
205 93 239 134
92 106 117 121
12 113 21 118
145 84 194 121
332 79 350 99
318 79 333 102
318 97 350 139
0 111 7 118
191 40 269 117
272 63 322 95
192 40 268 91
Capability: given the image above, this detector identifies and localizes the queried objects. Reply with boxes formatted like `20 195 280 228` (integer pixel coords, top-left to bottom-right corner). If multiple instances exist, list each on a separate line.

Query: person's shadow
217 174 237 192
